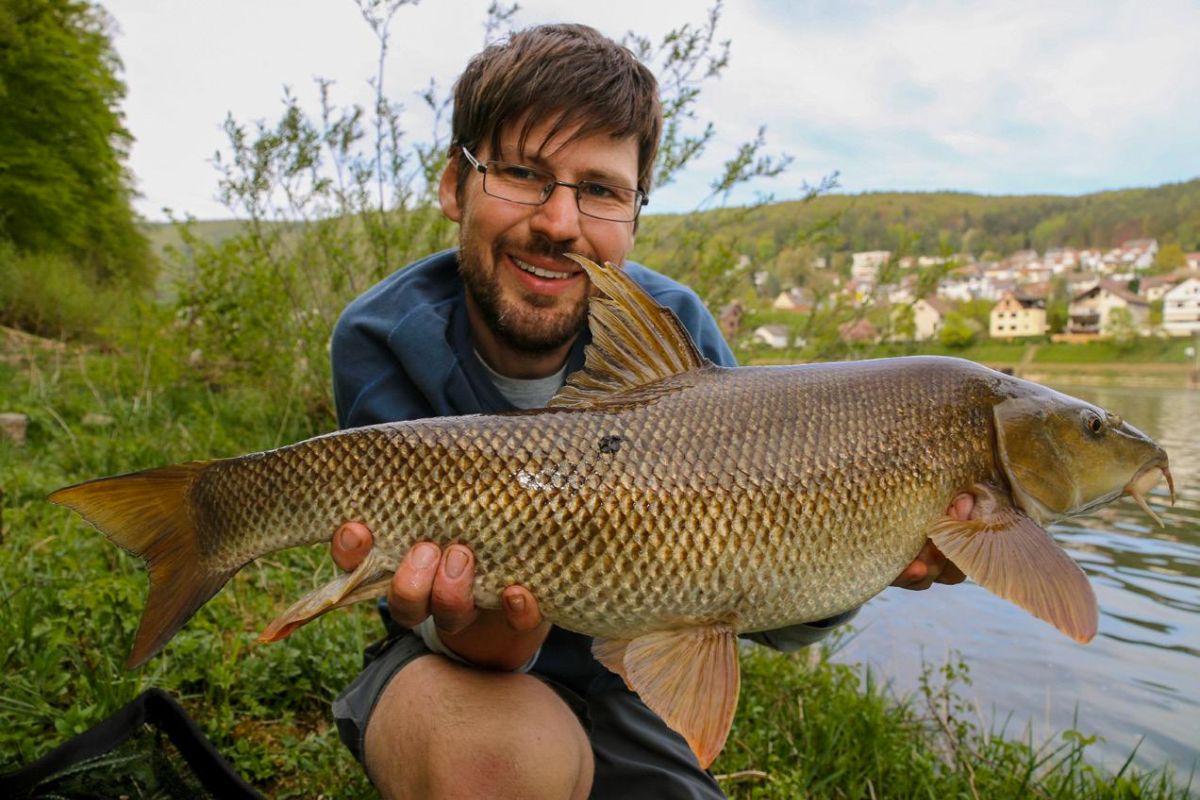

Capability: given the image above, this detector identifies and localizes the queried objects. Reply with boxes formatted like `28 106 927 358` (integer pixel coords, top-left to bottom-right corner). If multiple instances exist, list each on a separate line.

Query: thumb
331 521 373 571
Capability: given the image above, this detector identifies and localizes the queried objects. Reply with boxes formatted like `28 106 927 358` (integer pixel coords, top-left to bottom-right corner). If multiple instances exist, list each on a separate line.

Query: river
832 382 1199 777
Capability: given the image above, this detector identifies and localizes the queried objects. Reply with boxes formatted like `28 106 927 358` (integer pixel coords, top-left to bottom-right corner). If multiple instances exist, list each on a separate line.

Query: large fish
51 255 1173 767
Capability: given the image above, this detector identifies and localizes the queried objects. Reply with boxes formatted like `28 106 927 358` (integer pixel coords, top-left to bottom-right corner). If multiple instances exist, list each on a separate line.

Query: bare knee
363 656 592 800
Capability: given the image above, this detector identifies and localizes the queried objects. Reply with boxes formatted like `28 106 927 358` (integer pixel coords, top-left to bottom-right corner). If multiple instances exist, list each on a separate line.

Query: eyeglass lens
484 162 641 222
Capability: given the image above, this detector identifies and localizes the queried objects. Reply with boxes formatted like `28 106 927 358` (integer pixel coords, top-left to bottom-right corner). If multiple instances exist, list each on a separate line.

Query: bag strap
0 688 264 799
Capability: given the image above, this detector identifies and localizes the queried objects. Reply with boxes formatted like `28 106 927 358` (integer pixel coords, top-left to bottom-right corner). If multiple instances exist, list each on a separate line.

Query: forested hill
631 177 1200 271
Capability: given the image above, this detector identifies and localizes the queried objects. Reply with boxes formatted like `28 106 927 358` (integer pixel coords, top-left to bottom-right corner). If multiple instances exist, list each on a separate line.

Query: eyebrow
500 148 637 189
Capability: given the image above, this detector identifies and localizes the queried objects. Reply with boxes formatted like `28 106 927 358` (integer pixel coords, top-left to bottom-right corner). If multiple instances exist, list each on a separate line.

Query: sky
100 0 1200 222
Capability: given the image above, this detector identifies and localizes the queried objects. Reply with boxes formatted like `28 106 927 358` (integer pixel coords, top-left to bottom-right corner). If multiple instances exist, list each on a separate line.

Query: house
839 318 879 344
718 300 744 339
772 288 810 312
752 324 791 349
1187 253 1200 271
937 264 991 302
851 251 890 285
1078 249 1105 271
1119 238 1159 270
1044 247 1080 273
911 297 952 342
1018 281 1051 301
1018 263 1053 284
990 291 1047 339
886 274 920 305
1140 274 1184 303
984 263 1017 284
1063 270 1099 298
1162 278 1200 336
1067 281 1150 336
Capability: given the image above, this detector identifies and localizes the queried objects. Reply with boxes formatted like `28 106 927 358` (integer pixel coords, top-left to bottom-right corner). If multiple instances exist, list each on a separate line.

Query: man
328 23 967 799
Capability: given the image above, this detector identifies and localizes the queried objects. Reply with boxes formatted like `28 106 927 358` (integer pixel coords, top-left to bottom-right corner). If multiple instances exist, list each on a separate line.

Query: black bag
0 688 263 799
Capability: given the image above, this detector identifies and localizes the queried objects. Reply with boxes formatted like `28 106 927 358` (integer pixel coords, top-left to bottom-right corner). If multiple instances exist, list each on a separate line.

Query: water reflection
833 382 1200 776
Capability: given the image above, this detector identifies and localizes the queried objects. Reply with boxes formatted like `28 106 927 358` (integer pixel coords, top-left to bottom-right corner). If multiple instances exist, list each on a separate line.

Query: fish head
993 388 1173 526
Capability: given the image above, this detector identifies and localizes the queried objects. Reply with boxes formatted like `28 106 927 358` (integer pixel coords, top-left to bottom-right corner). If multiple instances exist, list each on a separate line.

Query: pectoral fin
259 549 393 642
593 626 740 768
929 483 1098 643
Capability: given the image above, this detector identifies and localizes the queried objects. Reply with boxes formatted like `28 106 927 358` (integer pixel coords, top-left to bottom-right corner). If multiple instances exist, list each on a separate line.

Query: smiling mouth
512 256 578 280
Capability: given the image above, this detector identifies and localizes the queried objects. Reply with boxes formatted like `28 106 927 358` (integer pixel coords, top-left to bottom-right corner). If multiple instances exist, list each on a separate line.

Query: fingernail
338 529 360 551
506 594 525 614
444 548 469 579
411 544 437 569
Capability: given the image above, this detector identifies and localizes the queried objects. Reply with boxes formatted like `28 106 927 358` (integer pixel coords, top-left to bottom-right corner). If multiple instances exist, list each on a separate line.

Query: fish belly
193 359 996 639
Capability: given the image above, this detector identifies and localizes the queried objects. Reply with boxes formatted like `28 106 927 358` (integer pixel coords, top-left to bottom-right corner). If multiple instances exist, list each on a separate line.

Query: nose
529 183 582 243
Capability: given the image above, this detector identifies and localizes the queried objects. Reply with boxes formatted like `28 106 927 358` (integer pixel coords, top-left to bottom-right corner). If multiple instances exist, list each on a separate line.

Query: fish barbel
50 255 1173 767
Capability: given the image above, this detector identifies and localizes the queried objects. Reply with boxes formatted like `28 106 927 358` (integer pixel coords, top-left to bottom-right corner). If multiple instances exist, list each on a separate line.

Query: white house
1067 281 1150 335
1162 278 1200 336
752 324 792 349
912 297 952 342
851 251 890 285
990 291 1047 339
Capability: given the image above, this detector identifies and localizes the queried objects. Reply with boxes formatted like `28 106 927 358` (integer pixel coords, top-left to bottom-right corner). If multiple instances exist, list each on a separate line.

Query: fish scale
169 359 994 640
50 255 1171 768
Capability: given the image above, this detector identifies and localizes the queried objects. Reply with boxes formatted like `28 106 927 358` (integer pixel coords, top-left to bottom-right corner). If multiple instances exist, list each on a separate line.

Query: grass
1 335 1194 798
1032 338 1192 364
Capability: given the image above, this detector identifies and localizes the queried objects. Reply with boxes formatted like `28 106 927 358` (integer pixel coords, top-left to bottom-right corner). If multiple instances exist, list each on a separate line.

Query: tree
0 0 151 285
1104 306 1138 349
939 312 977 348
1046 298 1068 334
1151 242 1185 275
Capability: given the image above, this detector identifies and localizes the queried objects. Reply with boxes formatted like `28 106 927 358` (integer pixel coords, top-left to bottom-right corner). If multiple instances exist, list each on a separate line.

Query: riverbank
1014 361 1197 388
1 337 1194 797
747 338 1199 388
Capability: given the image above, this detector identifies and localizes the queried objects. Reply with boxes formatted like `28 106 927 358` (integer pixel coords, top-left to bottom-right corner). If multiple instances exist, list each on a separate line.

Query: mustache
496 233 578 262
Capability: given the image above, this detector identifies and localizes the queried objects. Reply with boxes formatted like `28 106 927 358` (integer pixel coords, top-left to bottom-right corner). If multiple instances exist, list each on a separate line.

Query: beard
457 229 592 355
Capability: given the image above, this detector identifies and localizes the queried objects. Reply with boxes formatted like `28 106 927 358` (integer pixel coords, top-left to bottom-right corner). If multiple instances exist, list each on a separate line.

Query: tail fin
49 462 233 668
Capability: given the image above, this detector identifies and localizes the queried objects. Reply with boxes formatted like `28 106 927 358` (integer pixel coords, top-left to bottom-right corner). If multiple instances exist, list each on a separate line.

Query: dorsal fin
549 254 711 410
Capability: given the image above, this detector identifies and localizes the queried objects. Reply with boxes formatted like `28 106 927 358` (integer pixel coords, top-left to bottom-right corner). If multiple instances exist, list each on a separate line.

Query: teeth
513 257 572 280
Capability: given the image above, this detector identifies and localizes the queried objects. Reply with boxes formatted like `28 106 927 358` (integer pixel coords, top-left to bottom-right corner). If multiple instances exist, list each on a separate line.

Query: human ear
439 153 462 222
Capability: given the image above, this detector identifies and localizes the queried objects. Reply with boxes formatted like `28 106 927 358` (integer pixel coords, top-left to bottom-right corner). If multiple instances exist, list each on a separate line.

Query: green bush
0 241 134 339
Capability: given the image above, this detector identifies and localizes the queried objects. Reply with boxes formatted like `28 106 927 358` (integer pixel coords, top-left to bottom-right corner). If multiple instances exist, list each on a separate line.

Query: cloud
101 0 1200 219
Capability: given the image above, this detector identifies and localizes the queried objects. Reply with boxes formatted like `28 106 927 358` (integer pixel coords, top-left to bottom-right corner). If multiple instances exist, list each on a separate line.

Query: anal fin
259 550 393 642
929 483 1098 643
593 626 740 769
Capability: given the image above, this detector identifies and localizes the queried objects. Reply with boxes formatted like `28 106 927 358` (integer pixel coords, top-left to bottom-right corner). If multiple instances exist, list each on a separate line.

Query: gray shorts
333 628 726 799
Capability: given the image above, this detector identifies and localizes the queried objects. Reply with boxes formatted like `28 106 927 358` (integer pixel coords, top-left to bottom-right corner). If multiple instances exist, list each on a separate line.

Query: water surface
833 383 1199 776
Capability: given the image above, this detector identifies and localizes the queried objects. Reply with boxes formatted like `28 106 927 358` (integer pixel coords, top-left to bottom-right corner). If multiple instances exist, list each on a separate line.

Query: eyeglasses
460 147 647 223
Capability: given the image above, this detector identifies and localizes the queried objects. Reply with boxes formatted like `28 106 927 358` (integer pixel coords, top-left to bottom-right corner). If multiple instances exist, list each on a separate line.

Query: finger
891 557 928 588
387 542 441 628
431 544 477 635
947 493 974 521
331 522 373 571
936 560 967 585
500 585 543 632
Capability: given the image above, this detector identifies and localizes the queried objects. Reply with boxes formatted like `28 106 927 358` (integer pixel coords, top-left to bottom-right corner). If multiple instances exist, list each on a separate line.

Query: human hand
891 493 971 590
331 522 549 670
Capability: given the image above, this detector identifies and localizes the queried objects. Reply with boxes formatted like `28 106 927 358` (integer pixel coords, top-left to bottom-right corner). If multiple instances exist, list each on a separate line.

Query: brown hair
451 24 662 197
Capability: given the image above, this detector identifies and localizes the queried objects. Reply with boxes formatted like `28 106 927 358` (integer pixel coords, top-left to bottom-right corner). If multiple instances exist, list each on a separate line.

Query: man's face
440 118 639 355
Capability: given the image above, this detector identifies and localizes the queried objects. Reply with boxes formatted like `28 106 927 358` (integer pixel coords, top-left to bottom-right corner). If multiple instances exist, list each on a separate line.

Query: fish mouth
1122 459 1175 526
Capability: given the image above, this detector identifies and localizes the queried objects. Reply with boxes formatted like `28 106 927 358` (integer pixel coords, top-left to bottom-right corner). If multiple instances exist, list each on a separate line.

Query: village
737 238 1200 350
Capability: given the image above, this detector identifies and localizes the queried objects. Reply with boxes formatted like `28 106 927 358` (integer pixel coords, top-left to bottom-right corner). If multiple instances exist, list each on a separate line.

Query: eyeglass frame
459 146 648 223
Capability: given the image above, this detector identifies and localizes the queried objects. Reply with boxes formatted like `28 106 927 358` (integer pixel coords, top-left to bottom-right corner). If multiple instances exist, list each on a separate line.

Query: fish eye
1083 411 1104 436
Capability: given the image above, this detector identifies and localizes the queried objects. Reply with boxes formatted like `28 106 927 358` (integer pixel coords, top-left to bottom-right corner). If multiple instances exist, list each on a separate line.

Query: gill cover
993 396 1078 523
